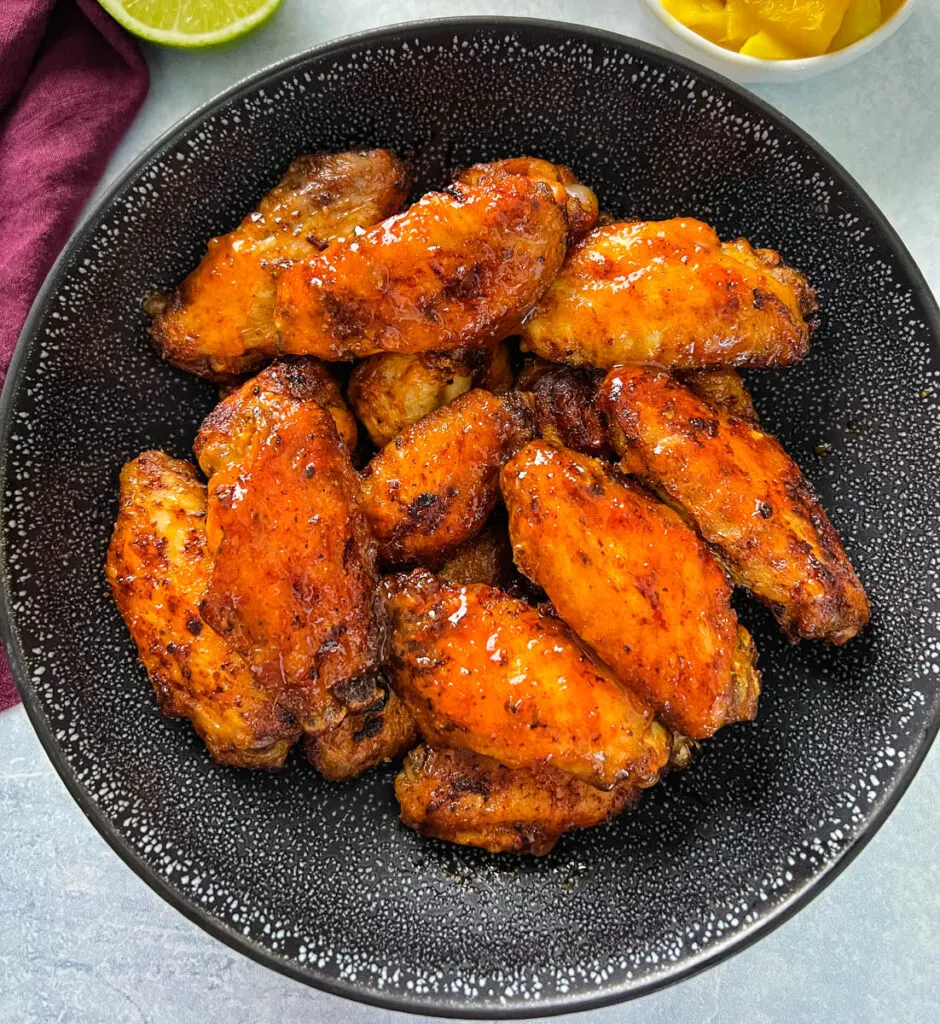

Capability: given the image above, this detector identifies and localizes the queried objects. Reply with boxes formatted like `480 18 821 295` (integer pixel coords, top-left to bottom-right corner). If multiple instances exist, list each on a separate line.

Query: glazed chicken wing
515 357 612 457
274 175 567 360
501 442 760 740
194 359 385 734
383 570 671 789
601 365 870 644
148 149 410 380
437 513 538 601
106 451 299 768
521 218 818 370
304 679 417 781
347 342 512 448
359 389 533 566
395 746 638 855
678 367 760 426
456 156 599 240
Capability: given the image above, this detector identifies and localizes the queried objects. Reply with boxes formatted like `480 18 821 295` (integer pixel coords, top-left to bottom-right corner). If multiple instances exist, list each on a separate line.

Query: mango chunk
829 0 881 50
739 0 852 56
740 29 806 58
662 0 729 44
724 0 763 49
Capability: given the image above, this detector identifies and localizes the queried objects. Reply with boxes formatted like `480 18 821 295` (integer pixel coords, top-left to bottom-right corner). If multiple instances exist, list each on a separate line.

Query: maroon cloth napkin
0 1 149 711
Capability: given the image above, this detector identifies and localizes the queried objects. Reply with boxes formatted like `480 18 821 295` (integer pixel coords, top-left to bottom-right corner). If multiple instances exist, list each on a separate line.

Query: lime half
97 0 282 48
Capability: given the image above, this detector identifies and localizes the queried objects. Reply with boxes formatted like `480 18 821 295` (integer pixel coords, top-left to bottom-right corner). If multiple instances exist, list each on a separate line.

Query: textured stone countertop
2 2 938 1022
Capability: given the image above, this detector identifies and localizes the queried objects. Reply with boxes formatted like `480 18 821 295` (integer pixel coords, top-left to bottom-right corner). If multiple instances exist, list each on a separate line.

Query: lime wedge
97 0 282 48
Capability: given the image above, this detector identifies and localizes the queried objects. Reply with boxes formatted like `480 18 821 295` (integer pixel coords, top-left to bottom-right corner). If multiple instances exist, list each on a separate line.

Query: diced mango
829 0 881 50
662 0 729 45
738 0 852 56
724 0 763 49
740 29 806 58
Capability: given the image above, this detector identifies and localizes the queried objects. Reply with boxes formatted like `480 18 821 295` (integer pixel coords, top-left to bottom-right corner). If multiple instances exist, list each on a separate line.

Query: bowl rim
644 0 918 69
1 14 938 1020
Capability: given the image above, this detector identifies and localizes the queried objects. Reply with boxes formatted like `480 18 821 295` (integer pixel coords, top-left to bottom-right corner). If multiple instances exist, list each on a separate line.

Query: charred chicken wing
395 745 638 855
274 175 567 360
106 451 300 768
383 570 671 789
515 357 613 457
521 218 818 370
347 342 512 448
304 678 418 781
677 367 760 426
501 442 760 740
148 149 410 380
601 365 870 644
194 359 385 734
359 389 533 566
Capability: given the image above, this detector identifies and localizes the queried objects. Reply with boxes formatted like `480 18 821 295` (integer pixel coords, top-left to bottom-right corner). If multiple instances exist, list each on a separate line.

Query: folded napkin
0 0 149 711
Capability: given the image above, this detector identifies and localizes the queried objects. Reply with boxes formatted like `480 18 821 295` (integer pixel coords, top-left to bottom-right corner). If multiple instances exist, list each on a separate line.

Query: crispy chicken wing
437 513 537 600
359 389 533 566
383 570 671 789
521 218 818 370
395 745 638 855
304 677 418 781
501 442 760 739
601 365 870 644
194 359 385 734
148 149 410 380
678 367 760 426
105 451 299 768
457 157 599 240
515 358 612 457
274 176 567 360
347 342 512 448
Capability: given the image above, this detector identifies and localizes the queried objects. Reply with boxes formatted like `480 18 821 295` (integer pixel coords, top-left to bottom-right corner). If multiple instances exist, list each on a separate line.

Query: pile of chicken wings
107 149 869 855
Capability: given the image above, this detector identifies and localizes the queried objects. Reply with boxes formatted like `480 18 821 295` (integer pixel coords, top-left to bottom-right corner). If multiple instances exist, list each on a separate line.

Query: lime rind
97 0 282 49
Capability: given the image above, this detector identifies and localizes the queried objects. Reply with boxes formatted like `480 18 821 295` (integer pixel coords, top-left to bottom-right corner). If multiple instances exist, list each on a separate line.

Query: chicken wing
395 745 638 855
501 442 760 740
274 175 567 360
601 365 870 644
148 149 410 380
437 513 537 600
347 342 512 448
194 359 385 734
678 367 760 426
383 570 671 789
521 218 818 370
359 389 533 566
515 358 612 457
456 156 599 240
304 677 418 781
105 451 299 768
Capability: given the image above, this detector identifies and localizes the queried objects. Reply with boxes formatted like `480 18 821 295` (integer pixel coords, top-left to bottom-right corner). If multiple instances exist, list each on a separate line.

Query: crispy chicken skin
601 365 870 644
395 745 638 855
501 442 760 740
359 389 533 566
148 149 410 381
521 219 818 370
347 342 513 448
383 570 671 789
678 367 760 426
304 679 418 781
106 451 300 768
457 157 599 240
515 358 613 457
437 514 536 600
194 359 385 734
274 176 568 360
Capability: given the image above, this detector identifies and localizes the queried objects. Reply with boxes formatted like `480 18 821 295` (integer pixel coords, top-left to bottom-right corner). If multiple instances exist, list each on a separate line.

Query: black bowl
2 17 938 1019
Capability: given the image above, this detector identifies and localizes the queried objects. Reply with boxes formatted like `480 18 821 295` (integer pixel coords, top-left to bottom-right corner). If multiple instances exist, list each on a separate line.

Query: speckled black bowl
2 17 938 1019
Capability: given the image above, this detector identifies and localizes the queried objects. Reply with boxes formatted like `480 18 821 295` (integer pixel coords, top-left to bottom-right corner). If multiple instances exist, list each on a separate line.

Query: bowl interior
2 19 939 1019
